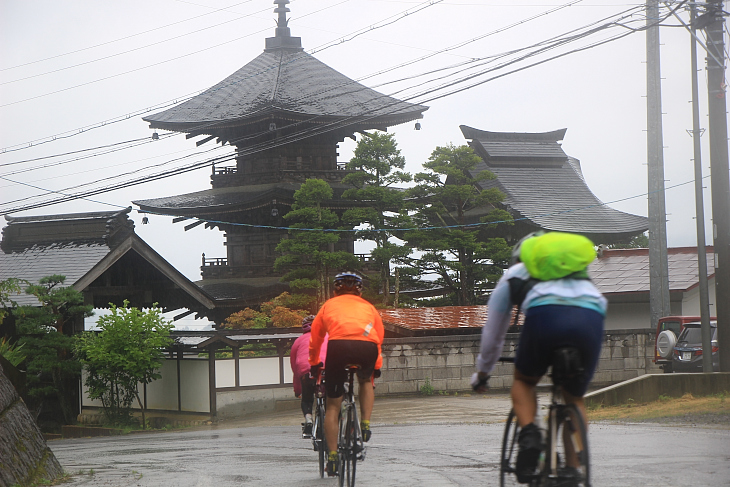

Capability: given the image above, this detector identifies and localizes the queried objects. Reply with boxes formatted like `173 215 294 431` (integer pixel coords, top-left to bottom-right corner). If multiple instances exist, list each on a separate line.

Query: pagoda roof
143 42 427 135
133 181 359 218
461 125 648 242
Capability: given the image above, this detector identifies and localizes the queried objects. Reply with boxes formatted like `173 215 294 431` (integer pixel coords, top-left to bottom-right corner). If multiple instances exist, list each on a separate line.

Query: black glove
470 372 489 392
310 362 323 377
373 369 381 379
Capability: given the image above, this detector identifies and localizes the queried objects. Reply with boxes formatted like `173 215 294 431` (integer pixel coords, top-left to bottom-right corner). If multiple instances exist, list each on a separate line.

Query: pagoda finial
264 0 303 51
274 0 291 37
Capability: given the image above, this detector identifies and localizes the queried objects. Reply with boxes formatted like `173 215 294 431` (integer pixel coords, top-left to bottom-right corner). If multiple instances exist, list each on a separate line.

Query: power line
0 0 256 72
0 0 630 164
0 0 430 153
0 2 668 212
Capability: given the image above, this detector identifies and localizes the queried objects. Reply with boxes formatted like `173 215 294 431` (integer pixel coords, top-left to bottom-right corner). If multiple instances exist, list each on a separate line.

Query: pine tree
405 144 513 305
342 131 412 305
274 179 359 307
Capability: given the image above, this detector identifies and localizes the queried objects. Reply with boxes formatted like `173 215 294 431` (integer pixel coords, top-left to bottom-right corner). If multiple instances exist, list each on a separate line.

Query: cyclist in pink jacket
290 315 328 438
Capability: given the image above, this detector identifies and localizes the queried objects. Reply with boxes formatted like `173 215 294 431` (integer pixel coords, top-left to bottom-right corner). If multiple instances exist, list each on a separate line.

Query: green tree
14 275 93 424
342 131 413 305
405 144 513 305
0 277 25 325
274 179 359 306
75 301 173 427
0 278 27 366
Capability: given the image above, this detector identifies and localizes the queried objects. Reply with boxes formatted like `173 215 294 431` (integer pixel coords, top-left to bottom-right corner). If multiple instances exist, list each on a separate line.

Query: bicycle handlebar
498 356 515 363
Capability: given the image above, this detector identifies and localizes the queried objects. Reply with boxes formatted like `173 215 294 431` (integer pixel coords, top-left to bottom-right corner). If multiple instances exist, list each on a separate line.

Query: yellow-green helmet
519 232 596 281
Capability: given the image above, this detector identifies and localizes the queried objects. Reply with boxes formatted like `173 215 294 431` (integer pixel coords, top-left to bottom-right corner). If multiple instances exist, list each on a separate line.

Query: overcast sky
1 1 724 326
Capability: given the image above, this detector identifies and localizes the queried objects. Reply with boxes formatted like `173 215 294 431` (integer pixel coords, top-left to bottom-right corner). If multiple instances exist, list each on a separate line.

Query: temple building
134 1 427 320
460 125 648 244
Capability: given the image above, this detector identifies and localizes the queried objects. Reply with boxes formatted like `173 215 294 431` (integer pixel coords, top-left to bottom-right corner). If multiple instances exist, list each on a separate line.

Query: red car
654 316 716 373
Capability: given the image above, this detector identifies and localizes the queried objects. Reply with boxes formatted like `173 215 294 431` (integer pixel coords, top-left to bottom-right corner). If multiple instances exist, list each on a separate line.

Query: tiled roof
143 49 427 132
0 243 111 306
1 210 215 312
461 126 648 240
460 126 568 164
589 247 714 294
380 306 488 331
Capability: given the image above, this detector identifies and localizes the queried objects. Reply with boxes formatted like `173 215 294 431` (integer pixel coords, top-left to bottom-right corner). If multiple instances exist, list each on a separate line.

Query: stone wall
376 329 661 395
0 363 64 486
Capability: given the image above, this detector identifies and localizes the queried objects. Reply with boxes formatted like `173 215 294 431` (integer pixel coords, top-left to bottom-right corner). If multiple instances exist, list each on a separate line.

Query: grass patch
586 392 730 422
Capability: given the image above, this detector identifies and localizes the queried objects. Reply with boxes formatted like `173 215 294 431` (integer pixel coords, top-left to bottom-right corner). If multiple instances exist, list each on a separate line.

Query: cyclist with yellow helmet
472 232 606 484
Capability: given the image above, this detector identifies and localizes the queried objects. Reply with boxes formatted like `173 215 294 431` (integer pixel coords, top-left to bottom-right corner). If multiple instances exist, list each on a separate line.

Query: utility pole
689 3 714 373
646 0 672 331
699 0 730 372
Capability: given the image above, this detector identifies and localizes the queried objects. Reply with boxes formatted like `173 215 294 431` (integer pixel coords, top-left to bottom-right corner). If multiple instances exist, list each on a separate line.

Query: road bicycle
499 348 590 487
338 365 365 487
311 369 327 478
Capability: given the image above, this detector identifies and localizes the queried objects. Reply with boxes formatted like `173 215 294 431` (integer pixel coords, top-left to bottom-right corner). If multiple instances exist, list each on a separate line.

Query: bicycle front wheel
315 400 327 478
546 403 590 487
499 409 523 486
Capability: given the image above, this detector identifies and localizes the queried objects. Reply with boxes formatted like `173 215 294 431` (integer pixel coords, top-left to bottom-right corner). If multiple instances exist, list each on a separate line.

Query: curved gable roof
462 125 648 242
143 49 427 133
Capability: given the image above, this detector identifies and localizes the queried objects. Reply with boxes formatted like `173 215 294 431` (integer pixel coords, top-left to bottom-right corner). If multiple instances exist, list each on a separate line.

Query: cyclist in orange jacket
309 272 384 477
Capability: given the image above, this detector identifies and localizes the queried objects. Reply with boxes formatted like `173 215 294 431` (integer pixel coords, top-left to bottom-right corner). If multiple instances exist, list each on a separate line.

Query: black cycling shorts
325 340 378 398
515 304 604 397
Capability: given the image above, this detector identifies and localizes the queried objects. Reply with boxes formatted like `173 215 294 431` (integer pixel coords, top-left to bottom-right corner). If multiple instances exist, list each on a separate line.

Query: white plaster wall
179 359 210 412
239 357 280 386
681 277 717 316
80 369 104 407
215 359 236 388
143 359 178 410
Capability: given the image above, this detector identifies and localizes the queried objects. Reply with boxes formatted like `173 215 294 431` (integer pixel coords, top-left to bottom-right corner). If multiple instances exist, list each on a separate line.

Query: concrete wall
375 329 662 395
585 372 730 407
216 386 293 419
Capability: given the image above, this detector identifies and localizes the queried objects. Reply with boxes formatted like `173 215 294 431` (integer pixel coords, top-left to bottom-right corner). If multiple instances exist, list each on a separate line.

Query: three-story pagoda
134 1 427 320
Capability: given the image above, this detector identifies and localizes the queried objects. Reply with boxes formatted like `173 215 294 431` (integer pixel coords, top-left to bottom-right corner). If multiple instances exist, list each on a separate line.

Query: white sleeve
476 273 515 375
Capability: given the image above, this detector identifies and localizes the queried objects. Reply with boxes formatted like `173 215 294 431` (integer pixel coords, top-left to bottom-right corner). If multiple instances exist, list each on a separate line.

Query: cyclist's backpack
519 232 596 281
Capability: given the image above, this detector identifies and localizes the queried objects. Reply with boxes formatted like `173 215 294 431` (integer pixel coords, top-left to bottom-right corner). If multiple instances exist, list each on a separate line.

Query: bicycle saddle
551 347 584 386
344 364 361 371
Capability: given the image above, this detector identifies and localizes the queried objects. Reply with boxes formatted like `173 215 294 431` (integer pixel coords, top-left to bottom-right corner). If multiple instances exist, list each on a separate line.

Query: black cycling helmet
511 231 544 265
333 272 363 295
301 314 316 332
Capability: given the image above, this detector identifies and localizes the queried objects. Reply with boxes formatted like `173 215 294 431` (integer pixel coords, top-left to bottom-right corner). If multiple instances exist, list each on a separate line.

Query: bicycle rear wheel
545 403 590 487
499 409 524 486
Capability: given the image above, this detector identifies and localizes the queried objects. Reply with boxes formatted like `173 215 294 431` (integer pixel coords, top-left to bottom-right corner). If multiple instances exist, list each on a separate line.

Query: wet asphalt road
49 394 730 487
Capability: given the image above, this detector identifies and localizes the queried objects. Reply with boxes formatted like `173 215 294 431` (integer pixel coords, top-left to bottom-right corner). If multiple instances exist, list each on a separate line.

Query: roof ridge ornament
274 0 291 38
265 0 303 51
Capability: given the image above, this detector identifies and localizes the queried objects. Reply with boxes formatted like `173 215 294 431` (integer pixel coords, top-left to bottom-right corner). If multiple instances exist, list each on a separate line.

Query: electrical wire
0 5 669 213
0 0 635 167
131 173 711 233
0 0 571 154
0 2 682 213
0 0 256 72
